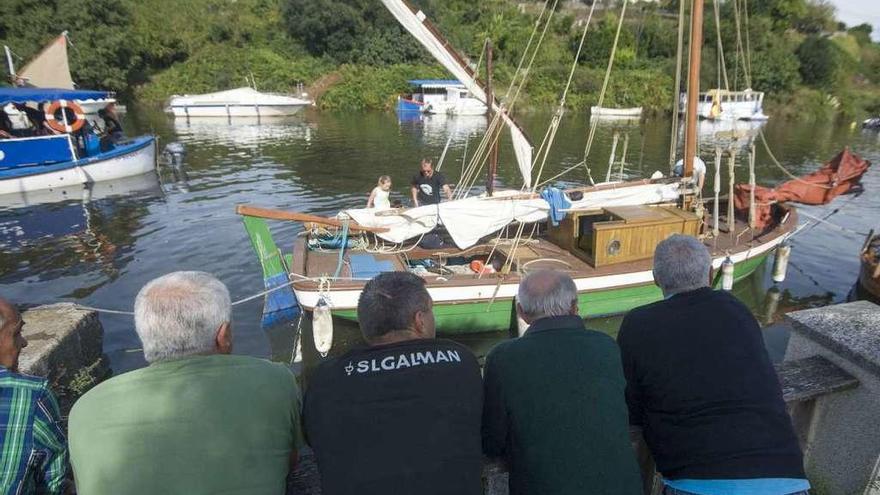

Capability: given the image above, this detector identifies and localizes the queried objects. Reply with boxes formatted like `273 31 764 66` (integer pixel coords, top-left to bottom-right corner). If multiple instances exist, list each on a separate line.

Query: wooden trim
235 205 389 233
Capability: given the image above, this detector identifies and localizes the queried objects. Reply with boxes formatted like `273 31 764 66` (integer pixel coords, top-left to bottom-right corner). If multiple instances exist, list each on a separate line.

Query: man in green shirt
69 271 305 495
482 270 642 495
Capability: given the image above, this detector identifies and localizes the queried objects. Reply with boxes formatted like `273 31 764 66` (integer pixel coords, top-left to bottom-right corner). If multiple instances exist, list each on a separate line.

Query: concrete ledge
776 355 859 402
19 303 109 415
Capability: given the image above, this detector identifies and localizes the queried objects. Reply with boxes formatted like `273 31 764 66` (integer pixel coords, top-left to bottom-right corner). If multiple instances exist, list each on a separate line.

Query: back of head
652 234 712 297
134 271 231 363
357 272 432 343
517 269 578 321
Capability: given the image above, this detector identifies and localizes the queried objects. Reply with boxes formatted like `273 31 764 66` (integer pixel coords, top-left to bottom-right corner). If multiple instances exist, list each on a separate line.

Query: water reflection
0 172 162 297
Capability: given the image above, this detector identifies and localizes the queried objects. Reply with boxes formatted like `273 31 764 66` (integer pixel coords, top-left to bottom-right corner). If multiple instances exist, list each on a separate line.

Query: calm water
1 106 878 374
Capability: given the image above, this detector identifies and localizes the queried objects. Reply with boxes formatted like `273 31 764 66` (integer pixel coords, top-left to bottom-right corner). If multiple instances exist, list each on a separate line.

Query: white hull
590 106 643 117
292 225 789 311
170 104 307 118
168 87 311 118
0 138 156 196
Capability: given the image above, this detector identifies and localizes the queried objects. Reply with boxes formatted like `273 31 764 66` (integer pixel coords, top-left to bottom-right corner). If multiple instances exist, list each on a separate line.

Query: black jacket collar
525 315 585 335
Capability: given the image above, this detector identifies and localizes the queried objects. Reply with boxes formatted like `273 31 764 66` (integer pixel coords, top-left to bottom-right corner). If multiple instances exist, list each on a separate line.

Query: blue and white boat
397 79 488 116
0 88 157 197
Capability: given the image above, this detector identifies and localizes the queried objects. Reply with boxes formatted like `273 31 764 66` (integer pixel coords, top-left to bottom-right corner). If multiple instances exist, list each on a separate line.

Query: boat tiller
721 256 735 291
772 242 791 283
313 297 333 357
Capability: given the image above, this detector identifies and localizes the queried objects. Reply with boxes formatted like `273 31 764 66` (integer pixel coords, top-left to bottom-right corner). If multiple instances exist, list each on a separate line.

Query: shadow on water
1 103 878 375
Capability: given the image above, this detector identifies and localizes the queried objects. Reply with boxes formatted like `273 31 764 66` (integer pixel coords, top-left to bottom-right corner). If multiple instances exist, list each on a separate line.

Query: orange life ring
45 100 86 133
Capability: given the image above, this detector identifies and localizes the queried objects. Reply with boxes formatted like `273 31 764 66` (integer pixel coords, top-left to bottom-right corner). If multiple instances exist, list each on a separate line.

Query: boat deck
292 206 796 291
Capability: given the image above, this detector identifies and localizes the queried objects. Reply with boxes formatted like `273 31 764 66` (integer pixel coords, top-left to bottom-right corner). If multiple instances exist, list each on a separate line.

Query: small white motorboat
590 106 643 118
167 87 312 118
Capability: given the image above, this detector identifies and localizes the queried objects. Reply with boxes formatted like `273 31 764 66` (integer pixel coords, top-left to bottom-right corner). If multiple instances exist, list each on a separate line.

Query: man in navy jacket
617 234 808 495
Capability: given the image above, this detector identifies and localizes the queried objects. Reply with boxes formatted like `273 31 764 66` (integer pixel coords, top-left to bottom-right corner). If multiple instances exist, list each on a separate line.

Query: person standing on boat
482 270 643 495
674 156 707 189
617 235 808 495
303 272 483 495
366 175 393 209
410 158 452 207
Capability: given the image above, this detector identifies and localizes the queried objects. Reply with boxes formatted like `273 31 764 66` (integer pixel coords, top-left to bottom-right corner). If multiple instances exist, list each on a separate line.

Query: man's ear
215 322 233 355
516 303 532 325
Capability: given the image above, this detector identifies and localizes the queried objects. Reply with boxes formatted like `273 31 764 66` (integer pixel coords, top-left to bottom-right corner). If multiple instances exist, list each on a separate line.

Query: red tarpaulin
734 148 871 229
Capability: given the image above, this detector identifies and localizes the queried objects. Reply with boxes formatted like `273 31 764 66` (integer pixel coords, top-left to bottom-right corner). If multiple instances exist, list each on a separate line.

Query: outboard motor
162 142 186 167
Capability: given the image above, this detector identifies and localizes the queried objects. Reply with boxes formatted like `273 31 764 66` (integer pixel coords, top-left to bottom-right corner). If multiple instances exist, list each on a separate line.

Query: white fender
313 297 333 357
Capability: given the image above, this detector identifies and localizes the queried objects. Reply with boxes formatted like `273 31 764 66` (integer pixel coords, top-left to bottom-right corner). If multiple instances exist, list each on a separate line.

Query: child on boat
367 175 393 209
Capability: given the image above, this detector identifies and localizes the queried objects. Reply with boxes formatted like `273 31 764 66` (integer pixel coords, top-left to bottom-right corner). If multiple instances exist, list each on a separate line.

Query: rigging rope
713 0 730 91
758 130 832 189
530 0 598 190
535 0 630 189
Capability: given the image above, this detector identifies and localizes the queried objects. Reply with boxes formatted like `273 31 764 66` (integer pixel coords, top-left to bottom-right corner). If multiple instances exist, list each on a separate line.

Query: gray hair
134 271 231 363
653 234 712 296
517 269 578 320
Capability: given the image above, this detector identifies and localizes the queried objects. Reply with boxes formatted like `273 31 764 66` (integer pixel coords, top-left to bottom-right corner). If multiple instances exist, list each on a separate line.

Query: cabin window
419 87 449 95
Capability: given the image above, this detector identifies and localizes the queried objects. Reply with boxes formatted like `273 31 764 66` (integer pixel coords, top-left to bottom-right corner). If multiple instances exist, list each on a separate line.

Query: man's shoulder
0 369 51 393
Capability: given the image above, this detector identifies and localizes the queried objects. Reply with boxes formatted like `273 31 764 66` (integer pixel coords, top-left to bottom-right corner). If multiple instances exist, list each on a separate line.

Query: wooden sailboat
237 0 798 334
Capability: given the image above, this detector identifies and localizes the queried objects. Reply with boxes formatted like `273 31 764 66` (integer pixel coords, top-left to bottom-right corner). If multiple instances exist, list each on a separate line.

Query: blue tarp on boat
0 135 74 169
0 87 110 104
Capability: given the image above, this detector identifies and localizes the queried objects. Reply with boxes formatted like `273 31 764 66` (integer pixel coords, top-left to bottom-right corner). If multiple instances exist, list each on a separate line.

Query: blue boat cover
0 135 74 169
0 87 110 104
407 79 463 87
349 254 396 279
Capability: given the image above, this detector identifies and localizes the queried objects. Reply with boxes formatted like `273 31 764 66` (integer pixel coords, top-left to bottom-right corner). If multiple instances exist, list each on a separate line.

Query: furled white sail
380 0 534 188
17 34 75 89
345 182 681 249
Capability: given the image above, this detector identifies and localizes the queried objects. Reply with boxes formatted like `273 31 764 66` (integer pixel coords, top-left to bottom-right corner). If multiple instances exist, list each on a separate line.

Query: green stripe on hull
331 252 773 334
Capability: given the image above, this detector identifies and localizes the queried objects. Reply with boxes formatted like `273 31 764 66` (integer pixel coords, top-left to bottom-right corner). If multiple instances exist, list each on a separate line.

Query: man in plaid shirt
0 298 68 494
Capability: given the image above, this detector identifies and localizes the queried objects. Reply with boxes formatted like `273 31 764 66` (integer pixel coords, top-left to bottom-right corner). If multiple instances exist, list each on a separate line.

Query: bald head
517 270 579 323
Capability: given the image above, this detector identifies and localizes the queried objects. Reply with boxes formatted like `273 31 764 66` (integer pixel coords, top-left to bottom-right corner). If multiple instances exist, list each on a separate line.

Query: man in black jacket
617 234 808 495
303 272 482 495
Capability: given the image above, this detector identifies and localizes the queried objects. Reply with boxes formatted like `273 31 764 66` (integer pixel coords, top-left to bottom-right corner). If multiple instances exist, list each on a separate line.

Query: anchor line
69 273 375 317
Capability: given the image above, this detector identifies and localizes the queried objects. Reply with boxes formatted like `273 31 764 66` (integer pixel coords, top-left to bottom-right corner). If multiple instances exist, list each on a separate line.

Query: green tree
796 35 850 88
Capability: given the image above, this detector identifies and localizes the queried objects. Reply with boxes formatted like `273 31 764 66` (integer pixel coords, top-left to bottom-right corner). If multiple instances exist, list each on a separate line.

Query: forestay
380 0 534 188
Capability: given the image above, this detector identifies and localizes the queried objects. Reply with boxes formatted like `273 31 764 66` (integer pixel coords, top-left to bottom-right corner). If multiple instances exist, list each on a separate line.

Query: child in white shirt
367 175 392 209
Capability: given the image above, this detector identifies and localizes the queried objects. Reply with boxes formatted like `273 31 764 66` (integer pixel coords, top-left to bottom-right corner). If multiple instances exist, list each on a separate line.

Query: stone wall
19 303 109 416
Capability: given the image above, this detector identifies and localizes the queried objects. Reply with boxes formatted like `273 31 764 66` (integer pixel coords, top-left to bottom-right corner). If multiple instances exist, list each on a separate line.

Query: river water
1 106 878 374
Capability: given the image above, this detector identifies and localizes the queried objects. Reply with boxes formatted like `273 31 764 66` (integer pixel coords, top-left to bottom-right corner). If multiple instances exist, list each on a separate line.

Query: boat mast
4 46 15 82
683 0 704 179
486 39 497 197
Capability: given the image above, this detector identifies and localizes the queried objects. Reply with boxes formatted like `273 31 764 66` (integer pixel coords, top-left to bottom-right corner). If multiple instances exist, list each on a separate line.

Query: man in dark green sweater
482 269 643 495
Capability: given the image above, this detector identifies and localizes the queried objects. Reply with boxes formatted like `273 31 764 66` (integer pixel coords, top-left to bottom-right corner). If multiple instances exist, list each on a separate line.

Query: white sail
18 34 75 89
380 0 534 188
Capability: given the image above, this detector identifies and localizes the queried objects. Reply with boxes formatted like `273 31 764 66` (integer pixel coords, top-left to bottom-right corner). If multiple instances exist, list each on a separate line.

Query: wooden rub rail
235 205 390 233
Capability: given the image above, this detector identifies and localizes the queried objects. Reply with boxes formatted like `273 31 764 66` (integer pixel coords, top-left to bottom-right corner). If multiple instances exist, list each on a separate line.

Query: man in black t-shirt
410 158 452 207
303 272 482 495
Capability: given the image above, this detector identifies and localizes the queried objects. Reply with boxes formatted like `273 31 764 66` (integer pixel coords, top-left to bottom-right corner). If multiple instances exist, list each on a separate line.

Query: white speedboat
590 106 643 118
167 87 312 118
